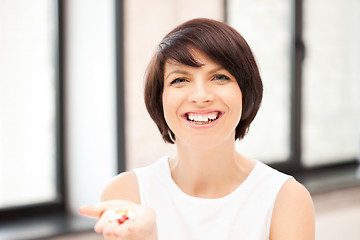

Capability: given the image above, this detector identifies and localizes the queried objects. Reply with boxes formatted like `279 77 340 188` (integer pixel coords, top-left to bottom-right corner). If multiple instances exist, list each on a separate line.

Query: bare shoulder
101 171 140 204
270 178 315 240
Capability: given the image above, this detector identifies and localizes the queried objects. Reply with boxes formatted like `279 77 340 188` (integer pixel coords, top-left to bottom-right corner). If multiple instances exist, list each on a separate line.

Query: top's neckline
163 156 260 203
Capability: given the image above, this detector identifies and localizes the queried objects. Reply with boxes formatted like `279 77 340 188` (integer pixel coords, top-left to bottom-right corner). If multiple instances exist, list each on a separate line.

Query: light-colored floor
49 232 101 240
51 187 360 240
313 187 360 240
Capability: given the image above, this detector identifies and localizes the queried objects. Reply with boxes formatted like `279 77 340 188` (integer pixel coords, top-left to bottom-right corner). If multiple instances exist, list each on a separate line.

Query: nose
188 82 214 105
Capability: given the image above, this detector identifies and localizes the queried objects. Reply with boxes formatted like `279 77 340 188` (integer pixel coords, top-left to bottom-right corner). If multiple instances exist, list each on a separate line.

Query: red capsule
117 214 129 224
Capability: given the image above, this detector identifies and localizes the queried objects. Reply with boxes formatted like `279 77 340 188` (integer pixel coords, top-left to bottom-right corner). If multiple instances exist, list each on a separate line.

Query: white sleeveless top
134 156 292 240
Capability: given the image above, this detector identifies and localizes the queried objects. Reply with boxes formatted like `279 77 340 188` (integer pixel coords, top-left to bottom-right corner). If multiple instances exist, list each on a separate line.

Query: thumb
78 205 105 219
79 200 137 219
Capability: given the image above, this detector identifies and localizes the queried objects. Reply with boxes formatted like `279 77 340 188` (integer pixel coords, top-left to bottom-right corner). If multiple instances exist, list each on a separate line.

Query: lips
183 111 222 125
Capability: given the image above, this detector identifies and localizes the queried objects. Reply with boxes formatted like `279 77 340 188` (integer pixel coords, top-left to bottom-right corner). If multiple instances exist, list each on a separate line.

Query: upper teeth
187 112 218 122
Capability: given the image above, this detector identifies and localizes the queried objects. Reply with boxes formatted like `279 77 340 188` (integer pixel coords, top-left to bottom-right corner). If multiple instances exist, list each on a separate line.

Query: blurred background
0 0 359 239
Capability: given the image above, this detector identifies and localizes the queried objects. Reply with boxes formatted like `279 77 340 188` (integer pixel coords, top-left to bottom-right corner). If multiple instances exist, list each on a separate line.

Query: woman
79 18 315 240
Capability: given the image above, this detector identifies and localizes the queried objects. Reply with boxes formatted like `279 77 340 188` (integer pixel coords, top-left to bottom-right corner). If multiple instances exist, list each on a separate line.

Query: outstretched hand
79 200 158 240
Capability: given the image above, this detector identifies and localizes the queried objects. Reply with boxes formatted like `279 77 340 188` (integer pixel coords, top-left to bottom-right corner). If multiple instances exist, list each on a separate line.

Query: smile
185 111 222 125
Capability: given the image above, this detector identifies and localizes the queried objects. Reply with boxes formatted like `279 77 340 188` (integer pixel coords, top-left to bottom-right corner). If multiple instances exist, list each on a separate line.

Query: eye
170 78 187 85
214 74 231 81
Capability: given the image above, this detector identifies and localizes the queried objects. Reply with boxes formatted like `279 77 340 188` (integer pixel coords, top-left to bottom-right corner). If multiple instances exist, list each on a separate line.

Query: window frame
116 0 126 174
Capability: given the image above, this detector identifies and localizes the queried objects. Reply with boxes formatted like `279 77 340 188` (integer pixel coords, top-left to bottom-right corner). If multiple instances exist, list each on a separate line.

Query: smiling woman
161 51 243 148
79 18 315 240
145 20 263 144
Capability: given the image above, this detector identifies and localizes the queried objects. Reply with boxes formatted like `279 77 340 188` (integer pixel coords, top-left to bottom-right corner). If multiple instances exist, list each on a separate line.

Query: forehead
163 49 219 73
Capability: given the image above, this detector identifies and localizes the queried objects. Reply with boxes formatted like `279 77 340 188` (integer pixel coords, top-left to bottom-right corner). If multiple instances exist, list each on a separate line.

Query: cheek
236 88 243 109
162 93 169 121
162 90 177 125
237 89 243 114
226 86 243 121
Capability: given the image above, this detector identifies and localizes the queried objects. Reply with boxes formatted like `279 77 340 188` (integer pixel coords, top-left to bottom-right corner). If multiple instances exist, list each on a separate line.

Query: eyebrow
209 66 226 74
164 66 227 80
164 70 189 81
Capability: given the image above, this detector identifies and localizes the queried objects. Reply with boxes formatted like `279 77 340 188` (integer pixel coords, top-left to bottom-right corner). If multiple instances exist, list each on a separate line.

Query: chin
177 133 235 150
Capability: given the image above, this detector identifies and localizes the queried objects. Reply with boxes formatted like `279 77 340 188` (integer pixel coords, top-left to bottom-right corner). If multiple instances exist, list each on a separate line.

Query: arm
79 171 158 240
101 171 141 204
270 178 315 240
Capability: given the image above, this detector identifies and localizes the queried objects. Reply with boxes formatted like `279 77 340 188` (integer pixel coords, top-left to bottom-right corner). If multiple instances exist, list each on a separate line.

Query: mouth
184 111 222 125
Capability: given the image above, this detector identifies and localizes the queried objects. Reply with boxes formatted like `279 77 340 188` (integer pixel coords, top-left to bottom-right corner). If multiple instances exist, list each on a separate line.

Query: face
162 49 243 148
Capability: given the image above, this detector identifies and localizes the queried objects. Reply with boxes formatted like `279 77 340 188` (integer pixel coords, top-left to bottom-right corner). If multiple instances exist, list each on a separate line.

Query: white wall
65 0 117 214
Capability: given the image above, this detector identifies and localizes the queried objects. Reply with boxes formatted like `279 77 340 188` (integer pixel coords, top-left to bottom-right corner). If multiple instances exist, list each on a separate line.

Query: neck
169 138 254 198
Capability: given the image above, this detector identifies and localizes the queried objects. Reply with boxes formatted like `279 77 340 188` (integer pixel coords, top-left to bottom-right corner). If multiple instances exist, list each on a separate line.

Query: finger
94 214 113 233
114 219 136 237
103 221 121 237
78 205 105 219
100 217 135 237
124 207 156 234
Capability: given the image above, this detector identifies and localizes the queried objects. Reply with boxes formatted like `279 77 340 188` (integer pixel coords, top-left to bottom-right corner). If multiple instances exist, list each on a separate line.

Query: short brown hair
144 18 263 144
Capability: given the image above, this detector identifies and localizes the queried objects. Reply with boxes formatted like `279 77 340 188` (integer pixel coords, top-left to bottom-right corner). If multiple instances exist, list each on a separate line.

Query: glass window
0 0 59 208
227 0 292 163
302 0 360 167
227 0 360 169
